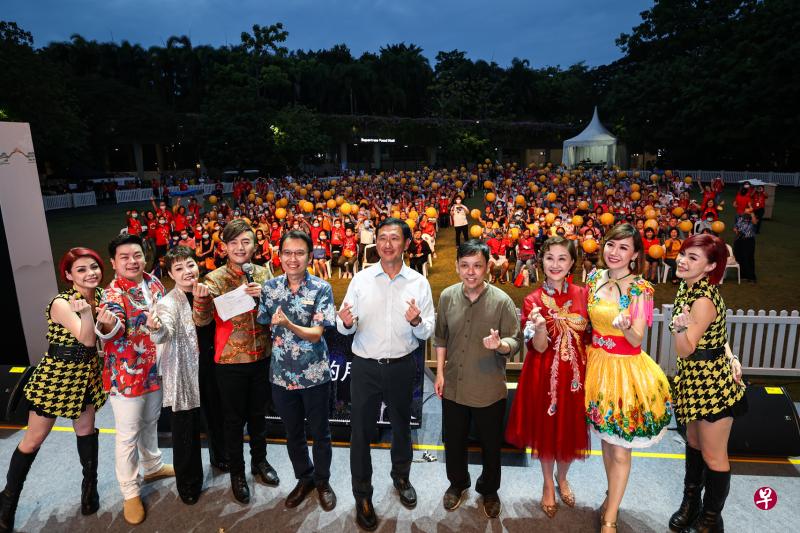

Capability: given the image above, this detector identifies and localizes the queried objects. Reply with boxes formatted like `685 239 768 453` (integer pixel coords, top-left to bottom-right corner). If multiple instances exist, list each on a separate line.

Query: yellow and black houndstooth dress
671 277 747 424
24 288 108 419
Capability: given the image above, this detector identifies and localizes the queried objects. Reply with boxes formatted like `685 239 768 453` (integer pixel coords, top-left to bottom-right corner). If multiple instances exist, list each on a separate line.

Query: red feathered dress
505 282 591 462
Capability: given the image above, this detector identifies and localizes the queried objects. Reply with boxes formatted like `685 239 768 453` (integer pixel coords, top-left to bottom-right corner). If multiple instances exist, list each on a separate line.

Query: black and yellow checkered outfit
23 288 108 419
671 277 747 424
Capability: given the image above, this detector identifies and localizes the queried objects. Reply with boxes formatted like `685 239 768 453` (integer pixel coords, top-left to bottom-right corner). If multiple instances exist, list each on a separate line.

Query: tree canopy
0 0 797 175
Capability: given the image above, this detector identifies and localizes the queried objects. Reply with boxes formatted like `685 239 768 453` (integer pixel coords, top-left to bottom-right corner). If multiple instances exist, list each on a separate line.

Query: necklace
542 279 568 296
595 271 632 300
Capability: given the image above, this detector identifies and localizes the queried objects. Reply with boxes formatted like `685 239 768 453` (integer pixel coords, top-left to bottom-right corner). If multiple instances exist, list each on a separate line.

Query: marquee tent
561 107 618 167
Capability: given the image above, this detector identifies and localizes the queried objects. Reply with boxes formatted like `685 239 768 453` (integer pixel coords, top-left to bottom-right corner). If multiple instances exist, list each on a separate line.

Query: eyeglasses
280 250 308 258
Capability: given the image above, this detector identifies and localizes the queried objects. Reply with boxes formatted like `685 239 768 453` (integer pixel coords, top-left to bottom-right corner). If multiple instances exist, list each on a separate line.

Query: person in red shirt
330 218 345 263
173 207 187 233
269 221 283 246
733 182 753 215
152 216 171 272
126 210 143 237
711 176 724 202
337 227 359 278
514 229 537 283
486 231 510 283
437 195 451 228
751 185 767 233
641 227 661 282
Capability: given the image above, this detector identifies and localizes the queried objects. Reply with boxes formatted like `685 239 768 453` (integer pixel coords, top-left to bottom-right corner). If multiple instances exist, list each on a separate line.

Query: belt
592 333 640 356
689 346 726 361
362 353 412 365
48 343 98 362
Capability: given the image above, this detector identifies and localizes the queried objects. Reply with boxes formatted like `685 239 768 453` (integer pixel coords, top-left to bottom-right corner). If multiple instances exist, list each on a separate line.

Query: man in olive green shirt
433 239 520 519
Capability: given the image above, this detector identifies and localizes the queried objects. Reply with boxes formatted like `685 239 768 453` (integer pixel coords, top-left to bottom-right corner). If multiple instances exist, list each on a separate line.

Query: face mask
313 223 319 227
159 205 166 210
203 234 210 239
181 234 188 239
196 227 202 232
320 236 326 240
159 219 166 225
334 223 340 227
132 213 138 218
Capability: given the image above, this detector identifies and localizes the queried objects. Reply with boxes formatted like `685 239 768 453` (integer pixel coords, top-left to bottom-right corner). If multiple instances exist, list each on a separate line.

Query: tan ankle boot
123 496 145 525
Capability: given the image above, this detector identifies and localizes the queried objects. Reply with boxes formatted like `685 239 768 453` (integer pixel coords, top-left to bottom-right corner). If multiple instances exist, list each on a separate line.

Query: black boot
669 445 705 531
683 469 730 533
0 447 38 533
76 429 100 516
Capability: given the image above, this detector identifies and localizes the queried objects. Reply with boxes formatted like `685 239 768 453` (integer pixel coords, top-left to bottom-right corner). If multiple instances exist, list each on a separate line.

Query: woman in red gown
506 235 590 519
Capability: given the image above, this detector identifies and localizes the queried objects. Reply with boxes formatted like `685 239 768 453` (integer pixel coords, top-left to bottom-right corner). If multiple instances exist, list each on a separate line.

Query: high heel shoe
540 499 559 519
555 477 576 507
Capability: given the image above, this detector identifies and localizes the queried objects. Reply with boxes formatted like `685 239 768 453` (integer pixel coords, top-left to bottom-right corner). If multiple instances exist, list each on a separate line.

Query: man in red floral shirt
96 234 173 525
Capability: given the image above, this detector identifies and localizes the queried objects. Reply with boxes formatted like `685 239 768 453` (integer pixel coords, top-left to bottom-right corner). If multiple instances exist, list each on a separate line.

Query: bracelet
674 325 688 334
729 354 739 361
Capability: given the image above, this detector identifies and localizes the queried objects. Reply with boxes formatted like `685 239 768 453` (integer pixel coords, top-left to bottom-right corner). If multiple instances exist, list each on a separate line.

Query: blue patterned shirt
257 272 336 389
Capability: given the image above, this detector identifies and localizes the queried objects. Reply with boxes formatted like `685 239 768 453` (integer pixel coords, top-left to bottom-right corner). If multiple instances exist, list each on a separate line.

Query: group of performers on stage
0 219 744 533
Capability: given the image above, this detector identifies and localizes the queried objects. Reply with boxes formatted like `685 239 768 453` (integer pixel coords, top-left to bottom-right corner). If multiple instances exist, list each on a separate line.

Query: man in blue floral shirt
257 230 337 512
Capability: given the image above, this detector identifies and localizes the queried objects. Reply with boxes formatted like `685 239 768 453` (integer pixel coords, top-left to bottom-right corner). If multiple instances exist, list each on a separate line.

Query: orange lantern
711 221 725 234
425 207 438 218
469 225 483 238
275 207 287 219
572 215 584 227
631 191 641 201
515 194 526 205
326 199 337 209
470 208 481 220
485 192 496 202
645 218 659 230
645 209 658 220
582 239 599 253
578 200 589 210
679 220 693 233
600 212 615 226
547 192 557 202
405 218 416 231
648 244 664 259
545 213 556 225
484 180 494 189
340 203 352 215
208 195 218 205
631 183 640 192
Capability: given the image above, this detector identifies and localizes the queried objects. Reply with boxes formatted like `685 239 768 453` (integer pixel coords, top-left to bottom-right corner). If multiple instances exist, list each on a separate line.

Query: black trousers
350 354 416 498
442 397 506 496
215 359 269 476
733 237 757 281
410 256 428 274
271 383 332 485
754 208 765 233
454 225 469 246
198 335 227 464
438 213 449 228
171 407 203 497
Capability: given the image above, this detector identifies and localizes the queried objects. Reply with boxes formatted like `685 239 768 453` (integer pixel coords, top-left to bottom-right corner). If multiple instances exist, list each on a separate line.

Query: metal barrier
676 170 800 187
42 194 73 211
71 191 97 208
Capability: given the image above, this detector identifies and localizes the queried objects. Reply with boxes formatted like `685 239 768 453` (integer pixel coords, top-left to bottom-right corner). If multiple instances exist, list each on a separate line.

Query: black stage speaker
0 365 34 425
728 385 800 457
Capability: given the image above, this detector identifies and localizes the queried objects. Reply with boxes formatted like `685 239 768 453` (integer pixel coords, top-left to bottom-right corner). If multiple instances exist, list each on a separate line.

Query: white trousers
109 390 164 499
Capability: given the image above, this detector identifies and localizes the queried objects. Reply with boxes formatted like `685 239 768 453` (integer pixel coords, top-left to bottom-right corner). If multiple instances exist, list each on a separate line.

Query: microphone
241 263 260 304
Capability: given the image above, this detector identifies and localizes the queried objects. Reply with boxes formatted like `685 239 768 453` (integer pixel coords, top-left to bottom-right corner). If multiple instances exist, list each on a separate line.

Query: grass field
45 185 800 312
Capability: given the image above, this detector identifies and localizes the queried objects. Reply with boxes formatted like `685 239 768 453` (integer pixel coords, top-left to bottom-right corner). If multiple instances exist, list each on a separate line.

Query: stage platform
1 372 798 532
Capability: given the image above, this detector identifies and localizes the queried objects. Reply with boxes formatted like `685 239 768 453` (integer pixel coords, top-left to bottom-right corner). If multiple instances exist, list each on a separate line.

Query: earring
629 260 636 271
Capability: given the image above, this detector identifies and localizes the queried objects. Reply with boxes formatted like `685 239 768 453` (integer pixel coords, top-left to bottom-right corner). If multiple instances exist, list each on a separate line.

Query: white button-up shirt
336 262 435 359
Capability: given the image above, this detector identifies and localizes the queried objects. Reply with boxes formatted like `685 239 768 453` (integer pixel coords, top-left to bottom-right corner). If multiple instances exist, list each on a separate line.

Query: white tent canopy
561 107 617 168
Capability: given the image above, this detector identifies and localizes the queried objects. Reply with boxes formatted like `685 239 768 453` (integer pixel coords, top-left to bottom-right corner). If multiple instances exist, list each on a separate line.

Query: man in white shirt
336 218 435 532
450 197 470 246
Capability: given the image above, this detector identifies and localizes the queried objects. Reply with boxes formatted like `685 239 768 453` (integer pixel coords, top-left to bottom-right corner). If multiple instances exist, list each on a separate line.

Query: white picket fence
114 182 233 203
42 191 97 211
675 170 800 187
424 305 800 376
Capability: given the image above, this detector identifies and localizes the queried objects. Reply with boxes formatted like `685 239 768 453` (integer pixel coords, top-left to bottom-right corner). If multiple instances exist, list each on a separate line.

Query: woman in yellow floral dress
584 224 673 532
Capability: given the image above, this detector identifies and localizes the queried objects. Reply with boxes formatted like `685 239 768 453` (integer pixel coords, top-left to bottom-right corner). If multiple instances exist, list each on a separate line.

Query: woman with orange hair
0 248 111 532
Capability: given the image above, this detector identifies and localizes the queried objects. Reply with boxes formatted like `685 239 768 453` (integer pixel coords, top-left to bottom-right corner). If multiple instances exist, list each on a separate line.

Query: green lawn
46 185 800 313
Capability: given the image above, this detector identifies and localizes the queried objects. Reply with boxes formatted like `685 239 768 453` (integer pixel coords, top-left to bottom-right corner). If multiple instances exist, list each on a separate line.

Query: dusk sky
6 0 654 67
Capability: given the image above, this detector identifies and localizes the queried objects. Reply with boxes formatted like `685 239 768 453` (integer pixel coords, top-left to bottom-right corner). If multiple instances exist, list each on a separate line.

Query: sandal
600 516 617 531
556 478 576 507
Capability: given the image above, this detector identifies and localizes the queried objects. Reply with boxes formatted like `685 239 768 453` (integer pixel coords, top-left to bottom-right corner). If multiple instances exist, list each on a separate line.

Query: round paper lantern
299 188 308 197
340 203 352 215
582 239 599 253
470 174 478 182
545 213 556 225
431 182 439 190
600 212 615 226
572 215 584 227
455 180 463 188
578 200 589 210
509 227 520 240
425 207 438 218
266 192 275 202
650 173 659 183
645 218 659 230
208 195 218 205
278 197 289 208
469 225 483 238
408 210 419 220
665 170 673 177
335 196 345 206
645 209 658 220
547 192 557 202
323 190 332 200
711 221 725 233
275 208 287 219
530 184 539 193
606 188 615 196
485 192 496 202
504 178 513 186
515 195 526 205
470 208 481 220
484 180 494 189
648 244 664 259
326 199 337 209
684 176 693 184
631 191 641 201
672 207 685 217
302 201 314 213
631 183 640 192
679 220 693 233
247 193 256 202
405 219 416 230
313 190 321 199
255 197 264 205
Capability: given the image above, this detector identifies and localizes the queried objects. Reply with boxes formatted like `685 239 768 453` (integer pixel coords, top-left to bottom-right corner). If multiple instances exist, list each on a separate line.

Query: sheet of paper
213 284 256 321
